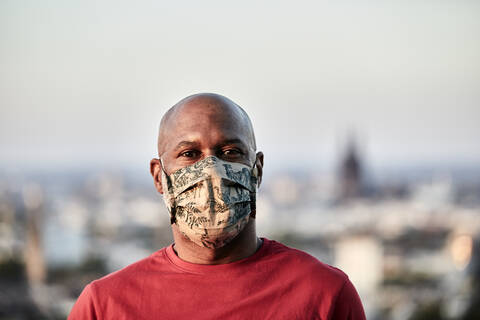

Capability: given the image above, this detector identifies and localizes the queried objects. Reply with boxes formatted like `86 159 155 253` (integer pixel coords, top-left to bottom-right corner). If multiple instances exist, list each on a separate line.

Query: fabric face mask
160 156 258 249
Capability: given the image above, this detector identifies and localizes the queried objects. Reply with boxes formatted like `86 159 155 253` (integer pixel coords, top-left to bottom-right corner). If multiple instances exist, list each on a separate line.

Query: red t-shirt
69 238 365 320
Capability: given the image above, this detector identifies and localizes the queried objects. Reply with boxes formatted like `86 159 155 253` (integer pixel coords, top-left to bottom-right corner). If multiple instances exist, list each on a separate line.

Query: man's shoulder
89 247 169 290
265 239 348 285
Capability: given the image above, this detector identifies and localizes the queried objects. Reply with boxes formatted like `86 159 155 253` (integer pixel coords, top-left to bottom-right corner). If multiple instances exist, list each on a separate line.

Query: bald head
157 93 256 157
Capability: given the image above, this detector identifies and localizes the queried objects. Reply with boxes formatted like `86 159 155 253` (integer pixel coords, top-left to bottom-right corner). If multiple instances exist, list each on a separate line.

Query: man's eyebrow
217 138 253 150
220 138 246 146
172 138 250 152
173 140 199 151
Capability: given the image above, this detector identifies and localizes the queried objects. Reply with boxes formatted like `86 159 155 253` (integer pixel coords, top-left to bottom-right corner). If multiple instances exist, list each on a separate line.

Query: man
69 93 366 319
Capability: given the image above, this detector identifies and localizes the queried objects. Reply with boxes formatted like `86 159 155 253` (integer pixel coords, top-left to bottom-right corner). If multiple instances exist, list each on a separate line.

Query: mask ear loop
249 159 258 219
160 158 177 224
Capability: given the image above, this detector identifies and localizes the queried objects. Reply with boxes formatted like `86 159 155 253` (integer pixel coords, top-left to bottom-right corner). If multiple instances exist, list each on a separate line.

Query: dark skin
150 93 264 264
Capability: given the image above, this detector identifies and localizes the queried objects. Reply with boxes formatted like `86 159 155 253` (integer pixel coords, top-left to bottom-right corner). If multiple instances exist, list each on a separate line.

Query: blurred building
338 135 364 201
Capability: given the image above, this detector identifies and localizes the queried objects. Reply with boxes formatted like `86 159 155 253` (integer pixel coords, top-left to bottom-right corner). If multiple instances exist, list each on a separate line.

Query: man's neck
171 220 261 265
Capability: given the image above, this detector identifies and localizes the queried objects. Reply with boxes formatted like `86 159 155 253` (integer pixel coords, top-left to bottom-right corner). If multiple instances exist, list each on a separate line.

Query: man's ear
255 151 264 188
150 158 164 194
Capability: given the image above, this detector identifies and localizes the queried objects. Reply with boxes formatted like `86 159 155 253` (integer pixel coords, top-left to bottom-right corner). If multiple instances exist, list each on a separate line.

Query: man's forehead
168 96 244 124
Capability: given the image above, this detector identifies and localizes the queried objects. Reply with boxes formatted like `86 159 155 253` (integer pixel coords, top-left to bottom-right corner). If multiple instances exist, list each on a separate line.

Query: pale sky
1 0 479 172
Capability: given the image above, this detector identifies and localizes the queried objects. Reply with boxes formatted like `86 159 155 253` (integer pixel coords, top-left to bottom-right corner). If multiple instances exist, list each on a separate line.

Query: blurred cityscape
1 139 479 320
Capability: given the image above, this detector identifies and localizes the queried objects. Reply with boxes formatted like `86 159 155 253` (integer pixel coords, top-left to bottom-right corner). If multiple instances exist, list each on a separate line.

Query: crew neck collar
164 237 271 274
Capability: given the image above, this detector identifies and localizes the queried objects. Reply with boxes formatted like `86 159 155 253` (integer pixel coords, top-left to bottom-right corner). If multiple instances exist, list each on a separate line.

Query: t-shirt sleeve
330 278 366 320
68 284 102 320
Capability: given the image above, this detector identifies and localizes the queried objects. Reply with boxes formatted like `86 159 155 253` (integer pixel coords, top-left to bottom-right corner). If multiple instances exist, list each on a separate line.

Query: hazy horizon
1 1 479 172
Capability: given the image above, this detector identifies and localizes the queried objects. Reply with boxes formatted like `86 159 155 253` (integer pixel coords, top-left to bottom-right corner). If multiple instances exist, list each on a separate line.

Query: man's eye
223 149 241 156
180 151 198 158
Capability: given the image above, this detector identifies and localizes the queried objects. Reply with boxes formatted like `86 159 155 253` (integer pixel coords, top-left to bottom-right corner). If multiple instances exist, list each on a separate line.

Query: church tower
338 134 363 200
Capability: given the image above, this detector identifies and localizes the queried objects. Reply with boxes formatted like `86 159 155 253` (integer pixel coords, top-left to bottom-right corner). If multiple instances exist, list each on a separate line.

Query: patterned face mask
161 156 258 249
